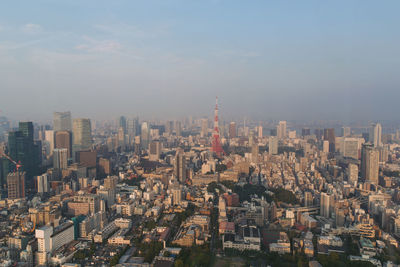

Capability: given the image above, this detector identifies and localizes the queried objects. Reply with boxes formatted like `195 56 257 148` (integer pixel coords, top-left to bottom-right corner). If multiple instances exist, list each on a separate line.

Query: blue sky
0 0 399 122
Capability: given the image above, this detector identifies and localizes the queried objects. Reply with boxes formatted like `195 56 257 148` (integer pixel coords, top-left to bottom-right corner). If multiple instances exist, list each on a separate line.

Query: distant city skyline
1 1 400 121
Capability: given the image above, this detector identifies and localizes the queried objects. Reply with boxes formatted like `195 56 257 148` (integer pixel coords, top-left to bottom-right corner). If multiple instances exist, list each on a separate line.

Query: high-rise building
175 121 182 136
320 192 334 218
72 118 92 154
36 173 49 194
200 118 208 138
149 141 161 161
341 127 351 137
7 171 25 199
369 123 382 147
304 191 313 207
229 122 237 139
269 136 278 155
174 150 186 183
118 116 127 134
44 130 54 157
53 148 68 170
257 125 263 138
140 122 150 149
301 128 311 137
55 131 72 158
342 138 359 159
172 186 182 206
53 111 72 132
8 122 40 180
361 144 379 184
323 128 335 152
347 163 358 184
277 121 287 139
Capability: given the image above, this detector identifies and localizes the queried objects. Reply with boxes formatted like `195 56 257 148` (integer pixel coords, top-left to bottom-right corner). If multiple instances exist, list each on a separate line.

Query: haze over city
1 0 400 122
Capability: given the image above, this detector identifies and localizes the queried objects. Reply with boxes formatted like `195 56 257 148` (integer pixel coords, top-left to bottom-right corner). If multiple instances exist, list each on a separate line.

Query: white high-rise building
201 118 208 138
53 148 68 170
347 164 358 185
36 173 49 194
277 121 287 139
53 111 72 132
72 118 92 153
369 123 382 147
44 130 54 157
269 136 278 155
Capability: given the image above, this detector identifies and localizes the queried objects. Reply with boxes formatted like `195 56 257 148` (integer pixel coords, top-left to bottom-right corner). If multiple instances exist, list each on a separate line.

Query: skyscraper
53 148 68 171
320 192 334 218
53 111 72 132
174 150 186 183
44 130 54 157
361 144 379 184
140 122 150 149
347 163 358 184
229 122 237 139
323 128 335 152
55 131 72 158
269 136 278 155
118 116 127 134
200 118 208 138
72 118 92 154
8 122 40 181
7 171 25 199
276 121 287 139
341 127 351 137
369 123 382 147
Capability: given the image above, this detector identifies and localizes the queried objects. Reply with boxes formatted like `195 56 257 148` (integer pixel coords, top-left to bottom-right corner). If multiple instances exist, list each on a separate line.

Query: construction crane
0 151 22 171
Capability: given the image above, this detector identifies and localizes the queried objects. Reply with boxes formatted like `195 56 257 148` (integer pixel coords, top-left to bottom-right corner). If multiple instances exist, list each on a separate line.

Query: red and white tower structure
211 97 224 157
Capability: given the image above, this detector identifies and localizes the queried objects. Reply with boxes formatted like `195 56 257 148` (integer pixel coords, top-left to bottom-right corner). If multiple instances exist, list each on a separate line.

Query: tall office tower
127 117 139 137
301 128 311 137
322 140 330 153
165 121 173 135
341 127 351 137
44 130 55 157
323 128 336 152
118 116 127 134
8 122 40 180
200 118 208 138
304 191 313 207
104 176 117 191
172 186 182 206
342 138 359 159
174 150 186 183
361 144 379 184
251 143 259 163
229 122 237 138
320 192 334 218
257 125 263 138
314 128 323 141
53 111 72 131
149 141 161 161
35 225 53 266
7 171 25 199
211 97 224 156
36 173 49 193
276 121 287 139
118 127 126 150
269 136 278 155
53 148 68 170
347 163 358 184
55 131 72 158
72 118 92 154
369 123 382 147
175 121 182 136
140 122 150 149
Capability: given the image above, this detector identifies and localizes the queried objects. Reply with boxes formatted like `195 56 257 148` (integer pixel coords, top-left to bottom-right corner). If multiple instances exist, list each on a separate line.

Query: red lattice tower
211 97 224 157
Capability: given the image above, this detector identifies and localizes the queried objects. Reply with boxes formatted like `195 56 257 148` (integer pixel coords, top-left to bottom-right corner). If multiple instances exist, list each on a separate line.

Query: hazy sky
0 0 399 122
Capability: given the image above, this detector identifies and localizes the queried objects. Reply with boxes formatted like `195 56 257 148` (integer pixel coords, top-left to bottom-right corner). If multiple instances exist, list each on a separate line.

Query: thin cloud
21 23 43 34
75 36 122 53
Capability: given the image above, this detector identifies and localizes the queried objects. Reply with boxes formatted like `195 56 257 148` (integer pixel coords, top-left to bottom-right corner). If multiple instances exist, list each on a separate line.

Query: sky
0 0 399 123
